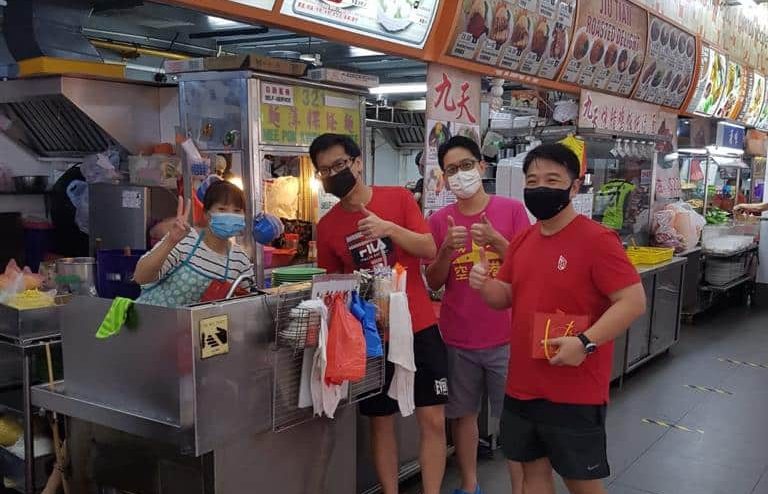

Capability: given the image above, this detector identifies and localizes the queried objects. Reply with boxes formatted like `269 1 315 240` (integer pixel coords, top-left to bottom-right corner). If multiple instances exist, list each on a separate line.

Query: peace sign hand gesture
168 196 192 245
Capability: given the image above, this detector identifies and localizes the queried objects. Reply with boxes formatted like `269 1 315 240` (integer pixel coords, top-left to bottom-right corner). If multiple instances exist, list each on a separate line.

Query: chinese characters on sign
423 64 482 216
579 90 676 139
262 83 294 106
259 82 361 146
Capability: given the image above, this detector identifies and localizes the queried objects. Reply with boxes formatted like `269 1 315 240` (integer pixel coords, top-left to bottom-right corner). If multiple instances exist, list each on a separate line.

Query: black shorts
500 396 610 480
359 325 449 417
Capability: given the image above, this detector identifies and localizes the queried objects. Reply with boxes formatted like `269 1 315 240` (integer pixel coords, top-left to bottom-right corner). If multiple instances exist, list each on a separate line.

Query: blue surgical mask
209 213 246 239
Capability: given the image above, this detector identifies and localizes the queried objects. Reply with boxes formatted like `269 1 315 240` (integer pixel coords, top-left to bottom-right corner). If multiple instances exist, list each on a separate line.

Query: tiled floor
405 302 768 494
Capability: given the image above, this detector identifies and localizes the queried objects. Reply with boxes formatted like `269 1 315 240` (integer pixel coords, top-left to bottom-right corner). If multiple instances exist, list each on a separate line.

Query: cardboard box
163 58 206 74
306 68 379 88
204 54 307 77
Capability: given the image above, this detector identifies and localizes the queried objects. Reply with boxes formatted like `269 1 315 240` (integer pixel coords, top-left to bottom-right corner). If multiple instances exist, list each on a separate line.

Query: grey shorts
445 343 509 419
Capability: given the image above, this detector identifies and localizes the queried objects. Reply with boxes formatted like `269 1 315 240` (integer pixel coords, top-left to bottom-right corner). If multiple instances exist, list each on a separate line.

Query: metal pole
23 349 34 493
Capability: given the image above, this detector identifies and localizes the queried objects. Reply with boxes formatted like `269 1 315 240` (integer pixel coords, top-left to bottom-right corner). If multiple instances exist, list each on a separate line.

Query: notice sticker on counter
121 191 142 209
200 315 230 359
262 83 294 106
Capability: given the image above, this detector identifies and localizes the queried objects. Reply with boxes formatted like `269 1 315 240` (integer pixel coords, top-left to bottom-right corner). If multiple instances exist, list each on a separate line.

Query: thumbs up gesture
357 205 394 240
469 247 490 290
470 213 500 249
443 215 469 252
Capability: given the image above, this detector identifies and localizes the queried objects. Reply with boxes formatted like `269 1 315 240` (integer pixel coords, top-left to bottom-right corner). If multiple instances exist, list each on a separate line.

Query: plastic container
96 249 146 299
263 246 275 268
22 218 53 272
626 246 674 266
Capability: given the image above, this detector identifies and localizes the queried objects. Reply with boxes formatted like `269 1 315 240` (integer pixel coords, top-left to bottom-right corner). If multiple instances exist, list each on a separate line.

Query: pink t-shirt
429 196 530 349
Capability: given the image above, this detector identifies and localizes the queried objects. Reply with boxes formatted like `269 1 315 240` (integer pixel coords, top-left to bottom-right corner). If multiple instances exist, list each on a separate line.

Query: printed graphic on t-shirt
346 231 395 269
451 243 501 282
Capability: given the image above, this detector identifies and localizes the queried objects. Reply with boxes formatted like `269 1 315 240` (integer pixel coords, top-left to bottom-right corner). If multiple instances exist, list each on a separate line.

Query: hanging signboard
715 122 746 150
686 45 726 117
756 87 768 132
558 0 648 97
738 72 765 127
423 64 481 216
280 0 440 48
631 15 696 109
579 90 676 139
448 0 577 80
713 61 746 121
259 82 362 147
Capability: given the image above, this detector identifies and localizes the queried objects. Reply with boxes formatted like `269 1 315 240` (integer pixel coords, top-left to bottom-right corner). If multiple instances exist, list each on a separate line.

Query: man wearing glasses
426 136 529 494
309 134 449 494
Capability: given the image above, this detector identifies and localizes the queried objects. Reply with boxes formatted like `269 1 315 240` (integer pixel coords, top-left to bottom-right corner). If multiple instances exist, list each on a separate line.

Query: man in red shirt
310 134 448 494
469 143 646 494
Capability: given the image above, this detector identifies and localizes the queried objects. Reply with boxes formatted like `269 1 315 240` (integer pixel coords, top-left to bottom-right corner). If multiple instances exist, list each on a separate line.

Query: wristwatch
577 333 598 355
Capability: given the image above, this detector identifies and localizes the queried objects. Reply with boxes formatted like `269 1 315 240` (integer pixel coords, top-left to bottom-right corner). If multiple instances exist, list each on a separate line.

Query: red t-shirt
497 215 641 405
317 186 437 333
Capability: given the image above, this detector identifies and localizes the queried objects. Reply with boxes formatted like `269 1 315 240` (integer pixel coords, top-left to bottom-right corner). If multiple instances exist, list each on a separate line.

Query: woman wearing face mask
425 136 529 494
134 180 253 307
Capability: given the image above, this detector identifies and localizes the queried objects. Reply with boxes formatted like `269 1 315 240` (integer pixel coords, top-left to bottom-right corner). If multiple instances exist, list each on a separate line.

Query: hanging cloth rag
386 266 416 417
303 298 347 418
95 297 135 339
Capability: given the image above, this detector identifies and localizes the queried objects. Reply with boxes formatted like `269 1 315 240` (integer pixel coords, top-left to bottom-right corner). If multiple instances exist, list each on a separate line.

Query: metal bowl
13 175 49 193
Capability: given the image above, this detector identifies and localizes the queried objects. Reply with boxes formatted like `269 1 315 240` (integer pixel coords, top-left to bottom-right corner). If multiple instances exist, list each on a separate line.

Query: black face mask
322 167 357 199
524 186 572 221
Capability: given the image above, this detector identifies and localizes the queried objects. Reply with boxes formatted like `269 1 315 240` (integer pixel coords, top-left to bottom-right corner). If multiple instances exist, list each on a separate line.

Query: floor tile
615 447 763 494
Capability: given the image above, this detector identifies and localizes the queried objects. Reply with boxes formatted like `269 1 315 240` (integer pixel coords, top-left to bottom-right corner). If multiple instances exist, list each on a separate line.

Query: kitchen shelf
700 274 753 293
701 245 758 258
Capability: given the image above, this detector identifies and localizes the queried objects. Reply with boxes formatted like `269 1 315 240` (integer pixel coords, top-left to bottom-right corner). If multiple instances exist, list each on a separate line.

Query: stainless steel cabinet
650 267 683 355
626 279 654 366
621 258 686 377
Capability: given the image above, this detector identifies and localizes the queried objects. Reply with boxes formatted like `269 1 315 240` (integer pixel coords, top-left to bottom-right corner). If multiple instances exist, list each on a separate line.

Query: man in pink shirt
426 136 530 494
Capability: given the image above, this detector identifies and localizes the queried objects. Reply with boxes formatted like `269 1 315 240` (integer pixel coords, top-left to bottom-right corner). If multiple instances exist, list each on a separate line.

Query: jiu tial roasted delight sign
559 0 648 97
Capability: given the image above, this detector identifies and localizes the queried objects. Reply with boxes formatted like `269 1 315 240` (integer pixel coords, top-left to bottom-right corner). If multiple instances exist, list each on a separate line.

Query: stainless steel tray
0 296 70 343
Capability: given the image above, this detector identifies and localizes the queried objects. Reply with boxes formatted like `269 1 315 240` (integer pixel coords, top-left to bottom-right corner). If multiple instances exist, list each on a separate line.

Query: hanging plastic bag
66 180 90 235
81 147 120 184
350 291 383 358
325 293 366 385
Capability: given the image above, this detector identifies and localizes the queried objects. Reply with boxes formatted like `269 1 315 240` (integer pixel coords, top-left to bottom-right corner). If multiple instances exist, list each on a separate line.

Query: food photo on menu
490 1 511 49
715 63 743 119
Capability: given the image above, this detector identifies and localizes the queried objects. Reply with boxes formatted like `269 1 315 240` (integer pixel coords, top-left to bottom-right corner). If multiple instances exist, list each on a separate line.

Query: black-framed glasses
316 157 354 178
444 159 479 177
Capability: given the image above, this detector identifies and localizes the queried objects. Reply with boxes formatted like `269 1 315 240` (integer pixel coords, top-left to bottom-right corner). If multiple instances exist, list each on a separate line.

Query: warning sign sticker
200 315 229 359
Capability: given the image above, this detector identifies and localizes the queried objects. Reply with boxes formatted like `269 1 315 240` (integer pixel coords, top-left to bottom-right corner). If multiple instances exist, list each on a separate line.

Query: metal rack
0 334 61 494
271 279 385 432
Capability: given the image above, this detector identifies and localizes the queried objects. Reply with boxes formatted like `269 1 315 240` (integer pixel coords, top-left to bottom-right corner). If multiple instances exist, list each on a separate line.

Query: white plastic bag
81 148 119 183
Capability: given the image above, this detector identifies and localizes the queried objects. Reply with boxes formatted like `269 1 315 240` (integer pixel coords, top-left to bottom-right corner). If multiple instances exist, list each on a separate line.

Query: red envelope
532 311 591 359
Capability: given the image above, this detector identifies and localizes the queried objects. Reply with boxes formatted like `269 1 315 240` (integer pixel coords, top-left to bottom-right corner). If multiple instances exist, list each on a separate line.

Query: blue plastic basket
97 249 146 299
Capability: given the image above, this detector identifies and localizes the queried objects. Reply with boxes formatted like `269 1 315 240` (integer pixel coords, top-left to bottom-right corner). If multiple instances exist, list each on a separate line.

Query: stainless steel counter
30 291 357 494
613 257 687 384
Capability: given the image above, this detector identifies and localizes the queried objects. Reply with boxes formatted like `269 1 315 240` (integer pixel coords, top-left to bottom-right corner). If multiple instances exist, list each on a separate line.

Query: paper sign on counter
200 315 230 359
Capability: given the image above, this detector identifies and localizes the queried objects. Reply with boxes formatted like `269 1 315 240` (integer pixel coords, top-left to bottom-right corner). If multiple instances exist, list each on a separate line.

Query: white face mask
448 168 482 199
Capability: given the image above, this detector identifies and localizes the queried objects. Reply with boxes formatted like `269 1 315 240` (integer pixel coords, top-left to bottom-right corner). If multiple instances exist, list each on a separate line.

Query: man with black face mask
469 143 647 494
310 134 448 494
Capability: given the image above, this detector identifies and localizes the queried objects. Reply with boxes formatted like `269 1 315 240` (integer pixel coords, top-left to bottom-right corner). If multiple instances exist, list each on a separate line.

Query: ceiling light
369 83 427 95
207 16 242 28
350 47 384 57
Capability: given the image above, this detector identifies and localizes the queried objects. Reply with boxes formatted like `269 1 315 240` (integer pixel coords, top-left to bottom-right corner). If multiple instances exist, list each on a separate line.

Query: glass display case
679 148 749 216
582 137 655 245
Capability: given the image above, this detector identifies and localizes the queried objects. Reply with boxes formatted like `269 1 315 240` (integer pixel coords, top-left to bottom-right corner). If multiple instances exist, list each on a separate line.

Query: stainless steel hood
0 76 178 159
